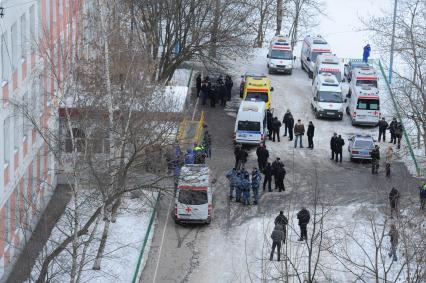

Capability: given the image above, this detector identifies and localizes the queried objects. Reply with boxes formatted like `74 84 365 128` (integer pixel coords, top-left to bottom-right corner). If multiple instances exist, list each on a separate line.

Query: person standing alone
307 121 315 149
378 117 388 142
294 119 305 148
297 207 310 241
270 224 285 261
363 43 371 62
334 135 345 163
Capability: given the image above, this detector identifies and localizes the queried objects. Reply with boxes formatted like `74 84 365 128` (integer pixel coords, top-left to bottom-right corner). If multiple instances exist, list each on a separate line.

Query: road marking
152 195 173 283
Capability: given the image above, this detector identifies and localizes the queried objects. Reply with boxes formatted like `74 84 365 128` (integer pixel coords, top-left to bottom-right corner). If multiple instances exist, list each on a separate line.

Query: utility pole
389 0 398 84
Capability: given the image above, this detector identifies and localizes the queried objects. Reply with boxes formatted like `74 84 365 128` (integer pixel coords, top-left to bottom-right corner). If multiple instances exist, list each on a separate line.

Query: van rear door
176 187 209 221
356 98 380 123
236 120 263 144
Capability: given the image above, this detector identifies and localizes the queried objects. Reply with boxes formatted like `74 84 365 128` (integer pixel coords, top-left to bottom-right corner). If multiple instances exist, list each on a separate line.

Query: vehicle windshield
238 121 260 132
178 190 208 205
351 62 369 70
319 70 342 82
311 51 330 62
354 140 374 148
318 91 343 103
271 50 293 60
356 79 378 88
245 92 268 102
357 99 380 110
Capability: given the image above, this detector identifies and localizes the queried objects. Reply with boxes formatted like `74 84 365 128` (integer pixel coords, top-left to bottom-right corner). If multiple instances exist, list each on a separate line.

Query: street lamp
389 0 398 84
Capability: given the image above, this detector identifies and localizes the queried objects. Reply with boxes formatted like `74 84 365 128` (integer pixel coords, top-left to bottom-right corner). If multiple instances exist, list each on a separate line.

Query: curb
131 193 160 283
377 60 421 176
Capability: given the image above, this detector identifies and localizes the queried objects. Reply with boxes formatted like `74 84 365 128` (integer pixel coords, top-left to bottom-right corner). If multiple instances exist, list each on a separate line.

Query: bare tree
276 0 284 35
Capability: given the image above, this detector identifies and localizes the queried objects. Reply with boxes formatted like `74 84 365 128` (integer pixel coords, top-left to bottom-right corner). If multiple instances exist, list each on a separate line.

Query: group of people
330 133 345 163
267 109 315 149
255 144 286 192
270 209 311 261
226 167 262 205
196 74 233 107
378 117 404 149
184 130 212 165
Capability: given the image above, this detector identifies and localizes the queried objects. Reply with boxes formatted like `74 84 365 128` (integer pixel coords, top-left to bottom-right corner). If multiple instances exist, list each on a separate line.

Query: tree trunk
209 0 221 58
276 0 283 35
92 207 111 270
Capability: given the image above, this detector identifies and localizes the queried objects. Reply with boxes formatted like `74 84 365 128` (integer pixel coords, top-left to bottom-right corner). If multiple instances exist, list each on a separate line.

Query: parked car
344 60 370 82
348 134 376 161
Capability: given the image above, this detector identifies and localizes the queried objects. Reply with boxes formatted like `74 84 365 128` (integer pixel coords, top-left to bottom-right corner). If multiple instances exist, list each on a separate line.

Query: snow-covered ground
29 193 158 283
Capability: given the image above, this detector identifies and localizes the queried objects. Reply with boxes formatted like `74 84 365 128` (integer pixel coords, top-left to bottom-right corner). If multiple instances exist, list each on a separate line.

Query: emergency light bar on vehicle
312 49 331 52
272 45 291 50
321 68 340 72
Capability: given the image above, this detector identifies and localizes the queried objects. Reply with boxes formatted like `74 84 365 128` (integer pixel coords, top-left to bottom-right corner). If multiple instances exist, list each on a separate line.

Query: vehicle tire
339 116 343 121
346 107 350 115
309 71 313 79
288 70 293 75
314 109 320 119
301 60 304 70
268 68 272 74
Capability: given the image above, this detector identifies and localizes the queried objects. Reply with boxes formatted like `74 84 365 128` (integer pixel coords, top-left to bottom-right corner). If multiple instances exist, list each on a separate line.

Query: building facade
0 0 80 280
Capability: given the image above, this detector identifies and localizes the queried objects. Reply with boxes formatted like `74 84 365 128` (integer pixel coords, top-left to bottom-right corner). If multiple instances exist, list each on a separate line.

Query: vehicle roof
178 165 210 187
244 72 267 78
351 135 375 143
239 101 266 113
349 61 370 68
270 35 292 49
304 35 331 51
355 85 380 96
318 73 340 87
316 53 339 64
353 66 378 78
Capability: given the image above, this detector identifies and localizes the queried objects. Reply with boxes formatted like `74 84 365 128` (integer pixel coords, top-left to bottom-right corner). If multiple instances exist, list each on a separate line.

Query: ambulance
348 66 379 96
266 35 294 74
174 164 213 224
346 84 380 126
242 76 273 109
313 53 342 82
311 73 345 120
234 101 267 145
301 35 332 78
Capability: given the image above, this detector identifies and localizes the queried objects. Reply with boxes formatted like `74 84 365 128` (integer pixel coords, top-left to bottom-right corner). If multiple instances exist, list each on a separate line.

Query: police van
266 35 294 74
242 76 273 109
301 35 332 78
313 53 342 82
234 101 267 145
174 164 213 224
311 73 345 120
346 84 380 126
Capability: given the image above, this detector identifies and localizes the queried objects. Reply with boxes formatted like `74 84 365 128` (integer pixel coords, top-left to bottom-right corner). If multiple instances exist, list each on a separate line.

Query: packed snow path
140 49 420 283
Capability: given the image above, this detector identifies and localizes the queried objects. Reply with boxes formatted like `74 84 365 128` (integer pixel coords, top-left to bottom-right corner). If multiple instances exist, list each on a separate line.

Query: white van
267 35 293 74
346 85 380 126
313 53 342 82
311 73 345 120
234 101 267 145
348 66 379 96
174 164 212 224
301 35 332 78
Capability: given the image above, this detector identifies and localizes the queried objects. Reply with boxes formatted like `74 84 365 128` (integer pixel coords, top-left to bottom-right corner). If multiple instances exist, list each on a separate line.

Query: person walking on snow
419 183 426 211
267 109 273 140
239 147 248 169
370 145 380 174
256 144 269 171
388 224 399 261
225 75 233 101
389 187 400 218
272 117 282 142
272 158 284 190
389 117 397 144
287 113 294 141
276 165 286 192
251 168 262 205
335 135 345 163
394 121 403 149
283 110 292 137
196 74 202 97
294 119 305 148
385 146 393 177
226 168 238 200
297 207 310 241
270 224 285 261
263 162 273 192
274 211 288 243
307 121 315 149
378 117 389 142
363 43 371 62
330 133 338 160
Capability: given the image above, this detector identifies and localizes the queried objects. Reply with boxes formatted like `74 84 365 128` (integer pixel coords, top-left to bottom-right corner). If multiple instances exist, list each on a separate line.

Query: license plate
327 112 335 115
361 151 369 155
239 134 247 137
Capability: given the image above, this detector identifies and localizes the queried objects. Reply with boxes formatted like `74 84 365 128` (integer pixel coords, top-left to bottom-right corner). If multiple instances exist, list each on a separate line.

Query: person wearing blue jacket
226 168 238 200
363 44 371 62
184 148 195 164
251 168 262 205
241 177 251 205
235 172 243 202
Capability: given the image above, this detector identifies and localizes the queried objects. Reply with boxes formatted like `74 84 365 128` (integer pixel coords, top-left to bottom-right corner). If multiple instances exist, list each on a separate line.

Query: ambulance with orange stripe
313 53 343 82
301 35 332 78
346 66 381 126
242 76 273 109
267 35 294 74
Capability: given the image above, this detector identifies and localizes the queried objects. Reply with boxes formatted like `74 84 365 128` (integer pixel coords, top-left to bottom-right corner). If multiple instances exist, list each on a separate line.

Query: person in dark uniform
263 162 273 192
307 121 315 149
330 133 338 160
297 208 310 241
335 135 345 163
196 74 202 97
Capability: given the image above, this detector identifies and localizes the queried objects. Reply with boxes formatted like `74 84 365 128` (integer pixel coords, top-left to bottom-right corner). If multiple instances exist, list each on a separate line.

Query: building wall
0 0 80 280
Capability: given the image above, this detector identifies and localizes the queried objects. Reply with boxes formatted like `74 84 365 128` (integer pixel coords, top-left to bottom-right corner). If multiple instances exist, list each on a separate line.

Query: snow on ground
29 193 157 283
169 69 193 86
190 203 423 283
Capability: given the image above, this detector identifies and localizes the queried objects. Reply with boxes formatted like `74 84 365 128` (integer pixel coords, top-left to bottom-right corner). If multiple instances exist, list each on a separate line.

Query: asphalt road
140 58 421 283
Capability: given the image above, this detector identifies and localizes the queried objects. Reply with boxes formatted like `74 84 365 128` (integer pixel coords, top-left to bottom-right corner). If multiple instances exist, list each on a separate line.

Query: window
30 5 35 53
14 186 20 230
356 79 378 88
354 140 374 149
32 160 38 204
14 107 22 150
4 200 10 243
245 92 268 103
318 91 343 103
1 32 10 80
178 190 208 205
237 121 261 132
39 150 45 181
11 23 18 70
357 99 380 110
4 117 11 163
270 50 293 60
21 14 27 58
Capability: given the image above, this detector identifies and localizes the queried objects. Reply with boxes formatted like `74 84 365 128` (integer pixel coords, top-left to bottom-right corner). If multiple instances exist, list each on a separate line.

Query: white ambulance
346 84 380 126
313 53 342 82
311 73 345 120
348 66 379 96
234 101 267 145
174 164 213 224
301 35 332 78
267 35 294 74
